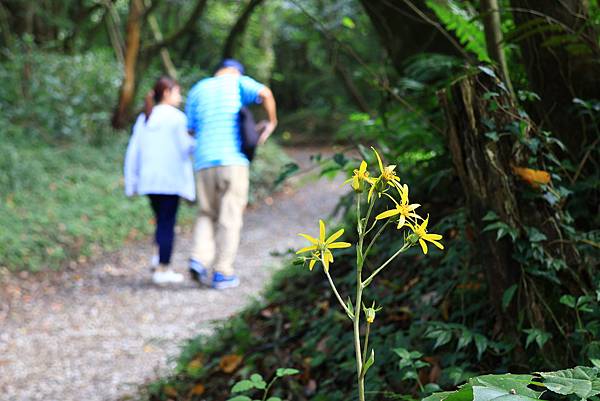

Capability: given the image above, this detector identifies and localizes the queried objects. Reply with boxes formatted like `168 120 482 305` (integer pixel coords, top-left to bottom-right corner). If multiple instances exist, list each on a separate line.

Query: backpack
239 106 259 162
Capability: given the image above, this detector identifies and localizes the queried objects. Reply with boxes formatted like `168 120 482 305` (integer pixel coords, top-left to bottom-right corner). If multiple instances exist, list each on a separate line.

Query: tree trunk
439 71 584 354
509 0 600 156
480 0 513 96
222 0 265 59
359 0 464 71
111 0 143 129
438 72 522 331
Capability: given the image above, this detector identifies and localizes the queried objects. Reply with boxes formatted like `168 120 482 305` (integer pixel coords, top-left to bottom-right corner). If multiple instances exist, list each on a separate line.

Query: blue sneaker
189 259 210 285
211 272 240 290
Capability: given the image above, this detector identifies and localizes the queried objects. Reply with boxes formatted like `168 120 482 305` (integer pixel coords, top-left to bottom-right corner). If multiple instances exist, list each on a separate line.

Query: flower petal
296 245 318 254
328 241 352 249
376 209 399 220
372 147 384 173
319 219 326 242
397 215 406 228
408 203 420 211
298 233 318 244
419 239 428 254
309 258 317 271
326 228 344 244
430 240 444 250
359 160 367 174
424 233 442 241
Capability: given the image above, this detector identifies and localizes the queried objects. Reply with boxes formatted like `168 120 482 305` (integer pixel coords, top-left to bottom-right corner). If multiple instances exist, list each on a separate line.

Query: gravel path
0 148 347 401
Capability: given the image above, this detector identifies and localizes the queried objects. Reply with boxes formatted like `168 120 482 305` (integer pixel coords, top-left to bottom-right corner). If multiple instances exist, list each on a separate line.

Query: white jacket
124 105 196 201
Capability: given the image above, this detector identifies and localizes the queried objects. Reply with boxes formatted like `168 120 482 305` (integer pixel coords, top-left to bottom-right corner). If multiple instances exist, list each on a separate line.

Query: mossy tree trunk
439 72 523 333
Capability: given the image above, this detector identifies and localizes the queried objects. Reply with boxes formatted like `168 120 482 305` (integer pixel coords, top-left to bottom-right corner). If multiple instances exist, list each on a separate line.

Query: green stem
262 377 278 401
355 193 366 401
325 268 352 318
362 243 409 287
362 323 371 367
354 271 365 401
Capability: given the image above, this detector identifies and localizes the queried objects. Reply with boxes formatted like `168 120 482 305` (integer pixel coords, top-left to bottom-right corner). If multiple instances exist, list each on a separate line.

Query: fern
426 0 490 62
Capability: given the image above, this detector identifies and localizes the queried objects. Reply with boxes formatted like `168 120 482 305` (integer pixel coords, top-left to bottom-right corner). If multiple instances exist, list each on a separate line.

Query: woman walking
124 77 195 284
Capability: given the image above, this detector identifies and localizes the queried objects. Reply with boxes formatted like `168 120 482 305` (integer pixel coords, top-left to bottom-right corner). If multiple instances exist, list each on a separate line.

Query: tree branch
142 0 208 56
222 0 265 59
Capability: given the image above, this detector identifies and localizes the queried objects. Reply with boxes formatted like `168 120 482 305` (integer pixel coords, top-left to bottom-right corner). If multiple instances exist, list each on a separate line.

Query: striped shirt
185 74 265 170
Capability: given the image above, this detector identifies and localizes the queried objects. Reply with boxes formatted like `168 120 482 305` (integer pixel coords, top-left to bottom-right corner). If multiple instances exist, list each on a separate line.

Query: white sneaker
152 269 184 285
151 254 159 267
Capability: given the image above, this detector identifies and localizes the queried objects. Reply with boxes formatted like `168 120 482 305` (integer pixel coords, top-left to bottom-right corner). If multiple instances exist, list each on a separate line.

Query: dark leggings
148 194 180 265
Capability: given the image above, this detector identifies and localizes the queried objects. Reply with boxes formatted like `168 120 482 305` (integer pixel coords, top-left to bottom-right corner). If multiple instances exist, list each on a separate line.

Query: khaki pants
191 165 249 276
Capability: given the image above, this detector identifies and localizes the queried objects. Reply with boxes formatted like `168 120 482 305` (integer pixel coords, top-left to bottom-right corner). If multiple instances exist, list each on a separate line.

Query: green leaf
227 396 253 401
250 373 266 390
485 131 499 141
231 380 255 393
342 16 355 29
457 330 473 351
422 385 474 401
523 328 551 349
470 374 543 399
473 334 488 360
502 284 518 311
266 398 282 401
363 349 375 376
276 368 300 377
539 366 600 400
433 330 452 349
560 295 576 308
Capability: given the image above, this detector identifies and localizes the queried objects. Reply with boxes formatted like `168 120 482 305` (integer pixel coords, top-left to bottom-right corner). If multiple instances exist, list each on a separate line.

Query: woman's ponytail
143 77 178 124
144 90 155 123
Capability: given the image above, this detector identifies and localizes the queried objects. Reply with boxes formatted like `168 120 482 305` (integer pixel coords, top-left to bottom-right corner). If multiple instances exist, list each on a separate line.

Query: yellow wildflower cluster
297 147 443 273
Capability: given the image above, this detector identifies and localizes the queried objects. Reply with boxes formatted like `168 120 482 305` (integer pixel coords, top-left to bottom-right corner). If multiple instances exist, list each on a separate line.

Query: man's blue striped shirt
185 74 265 170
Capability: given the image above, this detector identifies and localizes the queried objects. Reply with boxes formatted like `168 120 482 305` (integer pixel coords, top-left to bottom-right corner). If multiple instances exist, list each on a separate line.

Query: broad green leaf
276 368 300 377
470 374 542 399
266 398 282 401
473 386 540 401
231 380 255 393
539 366 600 400
422 385 474 401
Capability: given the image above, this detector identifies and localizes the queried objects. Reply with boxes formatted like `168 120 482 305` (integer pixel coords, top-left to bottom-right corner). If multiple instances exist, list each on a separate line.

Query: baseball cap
218 59 245 75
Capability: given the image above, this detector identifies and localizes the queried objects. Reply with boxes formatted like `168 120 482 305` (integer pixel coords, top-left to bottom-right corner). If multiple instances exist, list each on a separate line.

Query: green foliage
426 0 489 62
424 367 600 401
0 45 122 145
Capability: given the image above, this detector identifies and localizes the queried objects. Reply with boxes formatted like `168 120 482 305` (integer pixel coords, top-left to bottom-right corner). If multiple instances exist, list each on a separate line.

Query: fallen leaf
219 354 243 373
190 383 205 395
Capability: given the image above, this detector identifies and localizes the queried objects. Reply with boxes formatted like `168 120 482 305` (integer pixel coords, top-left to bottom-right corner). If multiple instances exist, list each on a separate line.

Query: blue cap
218 59 245 75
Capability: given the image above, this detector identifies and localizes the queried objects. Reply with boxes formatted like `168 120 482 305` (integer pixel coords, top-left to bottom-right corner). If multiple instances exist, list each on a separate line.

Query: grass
0 136 291 272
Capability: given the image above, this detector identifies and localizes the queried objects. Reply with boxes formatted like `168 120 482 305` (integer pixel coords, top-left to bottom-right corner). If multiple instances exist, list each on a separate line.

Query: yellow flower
375 184 421 228
408 215 443 255
368 147 401 201
344 160 374 193
296 220 352 271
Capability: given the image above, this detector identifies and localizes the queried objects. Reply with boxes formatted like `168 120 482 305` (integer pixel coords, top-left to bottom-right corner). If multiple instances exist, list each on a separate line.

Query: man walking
186 59 277 289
